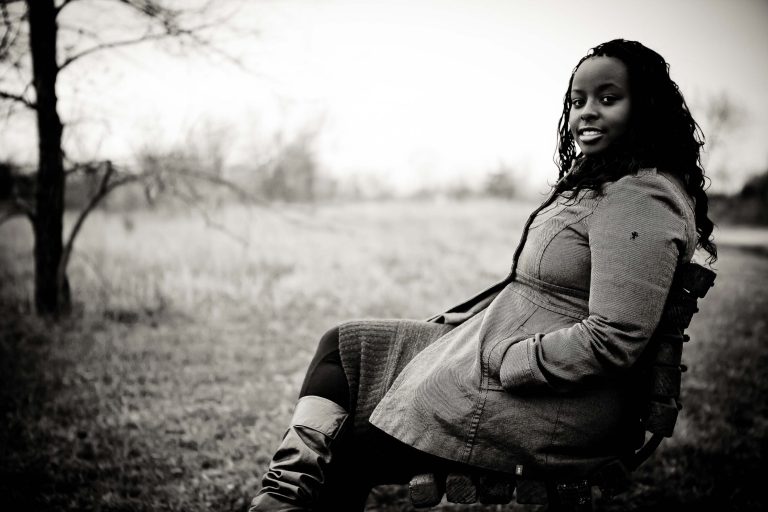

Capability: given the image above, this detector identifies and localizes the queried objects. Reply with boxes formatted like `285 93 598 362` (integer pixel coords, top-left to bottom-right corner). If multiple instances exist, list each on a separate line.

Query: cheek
617 106 632 132
567 112 578 134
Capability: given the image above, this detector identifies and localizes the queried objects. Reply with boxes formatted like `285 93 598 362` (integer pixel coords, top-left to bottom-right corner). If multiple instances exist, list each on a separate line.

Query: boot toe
249 492 308 512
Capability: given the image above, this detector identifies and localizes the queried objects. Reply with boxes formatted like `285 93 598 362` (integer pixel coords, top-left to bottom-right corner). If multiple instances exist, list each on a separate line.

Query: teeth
579 129 603 143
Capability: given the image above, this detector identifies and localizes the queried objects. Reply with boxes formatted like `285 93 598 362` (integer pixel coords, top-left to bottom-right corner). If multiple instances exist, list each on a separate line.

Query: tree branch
55 0 244 72
1 3 12 54
59 160 136 289
55 0 79 16
116 0 181 21
0 88 35 108
57 21 99 40
58 156 264 273
167 186 250 248
178 167 260 203
1 2 27 62
57 22 209 71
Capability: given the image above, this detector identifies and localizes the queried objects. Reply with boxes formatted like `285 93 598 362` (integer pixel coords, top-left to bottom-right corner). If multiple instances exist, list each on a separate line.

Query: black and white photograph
1 0 766 510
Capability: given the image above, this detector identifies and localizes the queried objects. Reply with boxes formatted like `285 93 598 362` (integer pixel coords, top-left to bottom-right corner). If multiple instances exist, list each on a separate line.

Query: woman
250 39 717 511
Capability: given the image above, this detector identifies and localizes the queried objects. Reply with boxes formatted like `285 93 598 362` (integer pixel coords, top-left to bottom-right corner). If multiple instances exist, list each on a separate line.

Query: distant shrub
708 169 768 226
740 171 768 201
0 160 36 216
482 165 520 198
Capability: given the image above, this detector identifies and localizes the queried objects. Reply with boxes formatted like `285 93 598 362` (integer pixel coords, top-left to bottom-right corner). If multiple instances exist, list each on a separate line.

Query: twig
175 167 261 203
57 22 99 41
54 0 79 16
58 27 198 71
0 2 27 63
169 186 250 248
1 3 11 53
0 88 35 109
58 161 132 291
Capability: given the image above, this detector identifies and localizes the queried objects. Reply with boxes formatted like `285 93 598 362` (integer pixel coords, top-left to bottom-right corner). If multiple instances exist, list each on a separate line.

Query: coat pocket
484 330 533 391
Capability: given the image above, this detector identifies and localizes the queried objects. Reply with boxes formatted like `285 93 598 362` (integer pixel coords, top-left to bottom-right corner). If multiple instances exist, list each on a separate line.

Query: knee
317 325 341 353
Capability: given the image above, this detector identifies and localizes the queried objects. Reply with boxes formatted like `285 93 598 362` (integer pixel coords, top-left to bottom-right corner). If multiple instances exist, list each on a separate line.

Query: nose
580 99 598 120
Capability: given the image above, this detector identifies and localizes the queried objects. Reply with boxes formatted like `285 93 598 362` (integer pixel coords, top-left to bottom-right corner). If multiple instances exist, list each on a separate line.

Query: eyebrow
570 82 624 94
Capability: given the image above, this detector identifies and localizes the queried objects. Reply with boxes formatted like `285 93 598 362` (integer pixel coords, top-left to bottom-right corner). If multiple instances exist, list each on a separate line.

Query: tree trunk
27 0 69 316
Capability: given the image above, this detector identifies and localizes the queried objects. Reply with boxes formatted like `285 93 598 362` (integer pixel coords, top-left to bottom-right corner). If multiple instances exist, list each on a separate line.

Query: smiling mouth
578 128 604 143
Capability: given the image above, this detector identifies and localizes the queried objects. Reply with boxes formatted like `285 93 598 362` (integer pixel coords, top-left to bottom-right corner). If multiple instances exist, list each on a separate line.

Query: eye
600 95 618 104
571 98 585 108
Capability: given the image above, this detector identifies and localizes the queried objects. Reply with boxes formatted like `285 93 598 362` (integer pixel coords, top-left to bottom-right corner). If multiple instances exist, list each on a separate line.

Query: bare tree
702 92 744 156
0 0 241 316
259 130 322 202
699 91 745 192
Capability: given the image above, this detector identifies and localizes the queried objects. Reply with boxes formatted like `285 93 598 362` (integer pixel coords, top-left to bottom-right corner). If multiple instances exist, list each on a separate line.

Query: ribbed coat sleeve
499 173 690 392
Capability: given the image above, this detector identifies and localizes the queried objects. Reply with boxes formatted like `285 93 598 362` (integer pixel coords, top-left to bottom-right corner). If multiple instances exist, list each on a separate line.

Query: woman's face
568 56 632 156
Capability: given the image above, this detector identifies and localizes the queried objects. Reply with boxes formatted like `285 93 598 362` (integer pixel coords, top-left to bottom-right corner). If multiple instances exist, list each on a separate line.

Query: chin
578 142 618 157
578 147 605 157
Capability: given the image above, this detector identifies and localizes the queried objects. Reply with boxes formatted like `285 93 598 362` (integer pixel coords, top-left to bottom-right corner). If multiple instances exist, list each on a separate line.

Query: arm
499 173 691 392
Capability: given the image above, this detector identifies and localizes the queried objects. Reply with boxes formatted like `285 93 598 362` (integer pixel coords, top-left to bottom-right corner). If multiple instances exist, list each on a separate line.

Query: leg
298 326 350 407
251 325 458 511
317 424 463 510
250 327 351 511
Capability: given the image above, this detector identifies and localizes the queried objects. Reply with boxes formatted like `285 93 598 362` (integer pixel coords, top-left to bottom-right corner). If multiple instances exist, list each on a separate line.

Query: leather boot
249 395 349 511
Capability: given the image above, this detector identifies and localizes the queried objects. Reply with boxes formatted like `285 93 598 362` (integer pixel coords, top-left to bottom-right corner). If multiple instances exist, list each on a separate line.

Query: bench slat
409 473 443 508
516 479 548 504
445 473 476 504
477 473 513 504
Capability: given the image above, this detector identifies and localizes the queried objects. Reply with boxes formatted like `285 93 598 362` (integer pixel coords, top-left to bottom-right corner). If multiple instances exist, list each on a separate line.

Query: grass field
1 199 766 511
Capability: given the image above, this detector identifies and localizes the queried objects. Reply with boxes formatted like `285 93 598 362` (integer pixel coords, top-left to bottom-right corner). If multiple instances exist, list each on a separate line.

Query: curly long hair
554 39 717 261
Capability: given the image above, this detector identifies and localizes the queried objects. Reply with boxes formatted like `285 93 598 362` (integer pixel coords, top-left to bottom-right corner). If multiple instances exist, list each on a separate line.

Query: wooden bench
408 262 716 510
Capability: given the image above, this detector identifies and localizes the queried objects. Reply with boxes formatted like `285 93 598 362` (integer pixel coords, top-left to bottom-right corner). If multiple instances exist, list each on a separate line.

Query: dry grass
1 198 766 511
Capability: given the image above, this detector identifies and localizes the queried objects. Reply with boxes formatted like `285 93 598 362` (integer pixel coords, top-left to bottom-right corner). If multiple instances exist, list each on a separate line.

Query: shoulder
600 168 695 222
590 169 697 260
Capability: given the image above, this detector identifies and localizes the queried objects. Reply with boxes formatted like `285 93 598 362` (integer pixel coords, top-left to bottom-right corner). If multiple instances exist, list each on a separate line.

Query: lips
578 127 605 144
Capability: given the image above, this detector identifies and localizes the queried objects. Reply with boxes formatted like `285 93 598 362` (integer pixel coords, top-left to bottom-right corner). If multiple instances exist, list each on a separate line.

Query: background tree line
1 0 763 319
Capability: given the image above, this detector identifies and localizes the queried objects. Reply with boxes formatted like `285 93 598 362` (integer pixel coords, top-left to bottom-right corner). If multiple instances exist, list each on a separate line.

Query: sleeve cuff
499 334 547 390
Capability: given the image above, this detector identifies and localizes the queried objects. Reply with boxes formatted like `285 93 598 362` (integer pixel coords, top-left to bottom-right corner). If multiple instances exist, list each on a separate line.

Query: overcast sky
3 0 767 194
